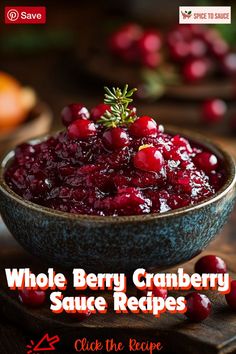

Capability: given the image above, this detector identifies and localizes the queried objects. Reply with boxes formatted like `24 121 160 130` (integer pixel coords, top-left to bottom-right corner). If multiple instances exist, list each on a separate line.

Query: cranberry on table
195 255 227 274
19 288 46 307
129 116 158 137
102 127 130 150
61 104 89 127
141 51 161 69
90 103 110 122
210 39 228 58
109 23 142 55
182 58 208 82
221 52 236 76
138 30 162 54
185 292 211 322
194 152 218 173
67 119 97 139
225 280 236 310
202 99 227 123
169 41 190 61
189 39 207 58
134 146 164 173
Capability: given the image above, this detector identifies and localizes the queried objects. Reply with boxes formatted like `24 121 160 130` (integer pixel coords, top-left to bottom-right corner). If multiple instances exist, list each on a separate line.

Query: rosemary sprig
98 85 137 128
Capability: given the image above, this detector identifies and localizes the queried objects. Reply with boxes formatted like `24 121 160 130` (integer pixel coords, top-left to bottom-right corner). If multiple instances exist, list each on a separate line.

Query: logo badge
5 7 46 24
179 6 231 24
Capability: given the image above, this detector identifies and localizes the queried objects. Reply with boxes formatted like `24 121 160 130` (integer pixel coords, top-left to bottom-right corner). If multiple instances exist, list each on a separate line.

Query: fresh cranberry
129 105 137 117
19 288 46 307
195 255 227 274
129 116 158 137
221 53 236 76
141 51 161 69
202 28 221 46
210 39 228 58
109 23 142 55
133 146 164 173
183 59 208 82
185 292 211 322
189 39 207 58
225 280 236 310
167 30 184 47
194 152 218 173
138 30 162 54
67 119 96 139
61 104 89 127
90 103 110 122
102 128 130 150
202 99 227 123
138 286 168 300
169 41 190 61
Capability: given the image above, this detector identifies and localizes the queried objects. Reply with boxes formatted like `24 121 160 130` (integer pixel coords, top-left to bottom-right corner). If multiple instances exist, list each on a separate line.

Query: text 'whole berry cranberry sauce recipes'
5 85 225 216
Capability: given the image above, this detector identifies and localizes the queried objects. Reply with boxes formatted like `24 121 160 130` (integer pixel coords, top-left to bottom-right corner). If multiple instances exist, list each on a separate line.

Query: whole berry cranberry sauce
5 88 225 217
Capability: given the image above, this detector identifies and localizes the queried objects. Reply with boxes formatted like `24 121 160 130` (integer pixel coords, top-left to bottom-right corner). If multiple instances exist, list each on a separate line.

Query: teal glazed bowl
0 130 236 273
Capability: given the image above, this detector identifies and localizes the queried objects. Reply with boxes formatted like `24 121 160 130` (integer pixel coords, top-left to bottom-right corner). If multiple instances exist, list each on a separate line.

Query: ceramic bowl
0 130 236 273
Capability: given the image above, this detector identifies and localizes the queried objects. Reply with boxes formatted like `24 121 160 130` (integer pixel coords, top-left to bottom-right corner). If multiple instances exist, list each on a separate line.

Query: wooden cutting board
0 137 236 354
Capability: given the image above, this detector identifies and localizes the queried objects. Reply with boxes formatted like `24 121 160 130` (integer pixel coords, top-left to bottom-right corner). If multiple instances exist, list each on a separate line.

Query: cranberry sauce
4 118 225 216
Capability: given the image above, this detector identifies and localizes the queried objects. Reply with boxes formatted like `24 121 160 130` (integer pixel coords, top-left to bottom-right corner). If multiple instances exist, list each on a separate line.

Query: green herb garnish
98 85 137 128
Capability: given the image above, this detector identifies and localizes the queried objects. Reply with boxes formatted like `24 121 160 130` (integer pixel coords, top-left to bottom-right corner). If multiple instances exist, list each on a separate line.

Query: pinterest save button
5 7 46 24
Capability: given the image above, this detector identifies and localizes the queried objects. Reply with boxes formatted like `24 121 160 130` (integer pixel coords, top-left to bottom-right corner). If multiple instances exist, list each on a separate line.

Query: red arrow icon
26 333 60 353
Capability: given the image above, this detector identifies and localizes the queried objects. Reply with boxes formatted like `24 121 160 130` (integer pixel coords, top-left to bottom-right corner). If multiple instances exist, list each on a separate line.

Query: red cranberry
194 152 218 173
225 280 236 310
210 39 228 58
134 146 164 173
202 99 227 123
19 288 46 307
169 41 190 61
129 116 158 137
61 104 89 126
185 292 211 322
202 28 221 46
141 51 161 69
102 128 130 150
67 119 96 140
90 103 110 122
167 30 184 47
189 39 207 58
109 23 142 55
138 286 167 299
183 59 208 82
195 255 227 274
171 135 192 153
138 30 162 54
221 52 236 76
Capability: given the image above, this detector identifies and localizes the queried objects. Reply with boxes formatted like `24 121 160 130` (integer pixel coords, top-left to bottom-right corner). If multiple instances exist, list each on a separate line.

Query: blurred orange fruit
0 72 28 132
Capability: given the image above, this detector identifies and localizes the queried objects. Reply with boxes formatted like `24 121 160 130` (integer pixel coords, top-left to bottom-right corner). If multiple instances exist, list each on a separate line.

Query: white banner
179 6 231 24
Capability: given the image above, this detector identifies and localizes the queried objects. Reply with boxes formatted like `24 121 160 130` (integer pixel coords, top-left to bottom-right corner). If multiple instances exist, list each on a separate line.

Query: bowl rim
0 128 236 224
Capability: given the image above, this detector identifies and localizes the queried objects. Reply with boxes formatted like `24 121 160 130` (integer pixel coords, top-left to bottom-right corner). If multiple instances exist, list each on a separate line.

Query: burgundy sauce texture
4 122 225 216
